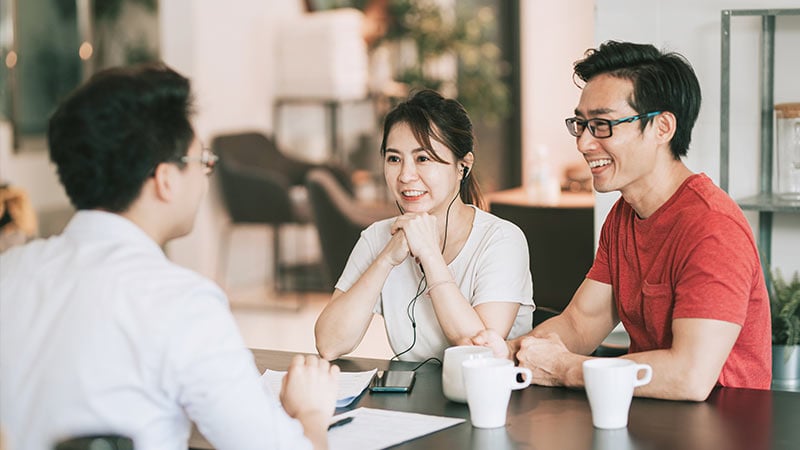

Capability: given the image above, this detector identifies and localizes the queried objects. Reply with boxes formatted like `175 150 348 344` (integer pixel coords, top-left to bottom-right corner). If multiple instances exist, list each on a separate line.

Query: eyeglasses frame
180 148 219 173
148 148 219 177
565 111 662 139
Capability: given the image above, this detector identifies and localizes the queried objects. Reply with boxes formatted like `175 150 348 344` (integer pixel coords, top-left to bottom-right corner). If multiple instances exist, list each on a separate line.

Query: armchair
212 132 320 295
305 168 396 288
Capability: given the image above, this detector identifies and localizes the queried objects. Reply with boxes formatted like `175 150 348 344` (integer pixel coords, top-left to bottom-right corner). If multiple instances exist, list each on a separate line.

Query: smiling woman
0 0 159 153
314 89 535 363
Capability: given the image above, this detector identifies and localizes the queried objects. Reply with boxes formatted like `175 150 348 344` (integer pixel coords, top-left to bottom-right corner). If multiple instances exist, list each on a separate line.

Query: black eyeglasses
149 148 219 177
180 148 219 174
565 111 661 139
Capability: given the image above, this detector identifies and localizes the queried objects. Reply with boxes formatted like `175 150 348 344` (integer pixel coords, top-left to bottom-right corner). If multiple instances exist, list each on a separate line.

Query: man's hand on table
280 355 340 449
518 332 586 388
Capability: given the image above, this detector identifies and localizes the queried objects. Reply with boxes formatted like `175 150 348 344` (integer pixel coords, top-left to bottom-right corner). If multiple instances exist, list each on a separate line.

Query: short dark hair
380 89 485 209
48 62 195 212
573 41 701 159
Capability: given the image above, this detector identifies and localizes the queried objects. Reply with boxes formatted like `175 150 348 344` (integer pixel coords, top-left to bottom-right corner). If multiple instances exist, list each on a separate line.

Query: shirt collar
63 210 165 258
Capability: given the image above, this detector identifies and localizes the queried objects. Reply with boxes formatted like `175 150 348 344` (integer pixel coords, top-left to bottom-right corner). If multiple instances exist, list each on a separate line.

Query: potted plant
770 269 800 388
358 0 511 123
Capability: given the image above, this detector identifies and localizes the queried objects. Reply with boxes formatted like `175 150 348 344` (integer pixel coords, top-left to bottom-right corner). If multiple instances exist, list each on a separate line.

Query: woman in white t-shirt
315 89 534 362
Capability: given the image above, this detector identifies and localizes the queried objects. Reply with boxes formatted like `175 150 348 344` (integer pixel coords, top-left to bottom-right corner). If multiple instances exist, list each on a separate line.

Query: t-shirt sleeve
471 221 534 307
334 225 385 315
163 284 311 450
672 215 761 325
335 232 375 293
587 204 615 285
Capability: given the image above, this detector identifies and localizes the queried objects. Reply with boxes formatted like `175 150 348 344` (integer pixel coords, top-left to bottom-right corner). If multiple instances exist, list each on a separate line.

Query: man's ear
654 111 677 143
151 163 175 203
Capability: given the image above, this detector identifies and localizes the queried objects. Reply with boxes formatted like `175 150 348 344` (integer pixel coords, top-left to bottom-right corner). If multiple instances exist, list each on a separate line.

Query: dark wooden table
190 349 800 449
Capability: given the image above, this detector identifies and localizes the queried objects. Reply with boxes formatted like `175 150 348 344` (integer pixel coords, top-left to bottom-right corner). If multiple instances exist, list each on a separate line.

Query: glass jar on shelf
775 102 800 203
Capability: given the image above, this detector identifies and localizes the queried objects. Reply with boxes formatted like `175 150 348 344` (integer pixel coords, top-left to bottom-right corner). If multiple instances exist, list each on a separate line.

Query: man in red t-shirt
470 41 771 401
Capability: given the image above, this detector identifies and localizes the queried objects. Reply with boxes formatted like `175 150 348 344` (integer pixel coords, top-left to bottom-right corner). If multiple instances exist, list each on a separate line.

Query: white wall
159 0 314 281
593 0 800 276
520 0 594 186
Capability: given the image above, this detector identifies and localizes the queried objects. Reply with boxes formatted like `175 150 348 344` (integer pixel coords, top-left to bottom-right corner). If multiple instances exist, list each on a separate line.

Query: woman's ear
460 151 475 178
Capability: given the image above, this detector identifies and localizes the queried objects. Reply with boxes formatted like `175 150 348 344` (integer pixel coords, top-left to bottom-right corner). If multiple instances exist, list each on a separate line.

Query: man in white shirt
0 63 338 450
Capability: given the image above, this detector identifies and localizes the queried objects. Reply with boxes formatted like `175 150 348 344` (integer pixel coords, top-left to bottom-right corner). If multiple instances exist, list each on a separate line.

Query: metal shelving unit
720 8 800 277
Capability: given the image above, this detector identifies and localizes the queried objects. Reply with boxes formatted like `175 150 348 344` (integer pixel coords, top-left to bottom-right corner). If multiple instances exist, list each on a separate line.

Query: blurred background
1 0 798 357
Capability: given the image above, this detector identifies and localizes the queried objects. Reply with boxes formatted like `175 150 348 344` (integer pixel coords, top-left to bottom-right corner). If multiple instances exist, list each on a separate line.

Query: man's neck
120 206 170 248
621 160 693 219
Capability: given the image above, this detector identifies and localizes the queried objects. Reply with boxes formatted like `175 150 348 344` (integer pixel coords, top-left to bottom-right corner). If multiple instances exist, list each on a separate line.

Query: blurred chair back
489 199 594 313
214 131 313 224
212 132 315 292
305 168 395 288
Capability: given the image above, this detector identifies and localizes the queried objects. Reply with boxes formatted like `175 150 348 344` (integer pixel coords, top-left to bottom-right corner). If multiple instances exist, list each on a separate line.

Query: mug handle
634 364 653 387
511 367 532 390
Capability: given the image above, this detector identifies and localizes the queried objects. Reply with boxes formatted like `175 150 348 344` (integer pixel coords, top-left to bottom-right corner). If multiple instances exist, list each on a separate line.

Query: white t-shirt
336 207 534 361
0 211 310 450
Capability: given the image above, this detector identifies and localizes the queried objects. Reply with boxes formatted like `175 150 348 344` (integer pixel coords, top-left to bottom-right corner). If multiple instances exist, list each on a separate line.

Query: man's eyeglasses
564 111 661 139
180 149 219 174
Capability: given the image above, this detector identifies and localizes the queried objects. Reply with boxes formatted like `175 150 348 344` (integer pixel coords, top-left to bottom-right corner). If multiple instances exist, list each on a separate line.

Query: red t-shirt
587 174 771 389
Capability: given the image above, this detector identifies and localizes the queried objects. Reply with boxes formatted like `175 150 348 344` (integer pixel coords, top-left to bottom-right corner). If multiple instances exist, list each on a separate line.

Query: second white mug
583 358 653 429
462 357 532 428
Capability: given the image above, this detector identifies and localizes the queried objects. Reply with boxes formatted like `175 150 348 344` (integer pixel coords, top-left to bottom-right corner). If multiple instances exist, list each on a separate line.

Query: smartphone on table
368 370 416 393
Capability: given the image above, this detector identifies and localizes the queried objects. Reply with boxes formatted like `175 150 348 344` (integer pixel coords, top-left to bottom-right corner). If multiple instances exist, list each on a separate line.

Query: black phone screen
369 370 416 393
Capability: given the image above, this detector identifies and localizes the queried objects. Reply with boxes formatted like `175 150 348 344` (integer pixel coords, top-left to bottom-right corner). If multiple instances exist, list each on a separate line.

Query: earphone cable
391 274 427 361
392 188 461 362
408 357 442 371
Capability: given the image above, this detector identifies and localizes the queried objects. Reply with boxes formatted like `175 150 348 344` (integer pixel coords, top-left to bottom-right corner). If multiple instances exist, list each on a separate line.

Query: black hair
379 89 485 210
573 41 701 159
48 62 195 212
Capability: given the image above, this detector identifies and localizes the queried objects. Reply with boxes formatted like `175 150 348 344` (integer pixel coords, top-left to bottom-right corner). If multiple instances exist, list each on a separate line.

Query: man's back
0 211 308 450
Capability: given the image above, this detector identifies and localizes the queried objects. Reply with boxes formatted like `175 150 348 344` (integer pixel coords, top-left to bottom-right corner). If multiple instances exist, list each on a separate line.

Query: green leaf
770 268 800 345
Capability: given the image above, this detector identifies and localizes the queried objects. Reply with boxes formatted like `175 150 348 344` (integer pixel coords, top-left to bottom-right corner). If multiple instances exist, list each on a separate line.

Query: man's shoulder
2 231 224 307
678 175 749 227
0 234 65 276
685 174 736 207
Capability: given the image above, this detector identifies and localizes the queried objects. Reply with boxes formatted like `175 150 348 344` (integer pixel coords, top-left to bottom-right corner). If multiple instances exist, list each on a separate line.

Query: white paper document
327 407 465 450
261 368 377 407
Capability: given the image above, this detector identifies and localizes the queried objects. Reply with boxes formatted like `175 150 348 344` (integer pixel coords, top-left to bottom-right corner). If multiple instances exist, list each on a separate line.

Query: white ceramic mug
582 359 653 429
462 357 532 428
592 428 636 450
442 345 493 403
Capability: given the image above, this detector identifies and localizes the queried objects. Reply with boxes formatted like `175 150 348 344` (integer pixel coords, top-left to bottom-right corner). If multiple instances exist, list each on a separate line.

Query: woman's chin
398 201 428 213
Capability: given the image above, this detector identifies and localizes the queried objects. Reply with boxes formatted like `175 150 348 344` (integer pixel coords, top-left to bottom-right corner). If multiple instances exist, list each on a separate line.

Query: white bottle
524 145 561 205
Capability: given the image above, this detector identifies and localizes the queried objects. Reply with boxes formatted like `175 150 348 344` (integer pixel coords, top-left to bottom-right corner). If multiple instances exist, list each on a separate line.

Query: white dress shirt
0 211 310 450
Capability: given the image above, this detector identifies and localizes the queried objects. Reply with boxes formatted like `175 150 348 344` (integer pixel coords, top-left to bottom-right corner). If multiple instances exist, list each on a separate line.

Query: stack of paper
328 407 465 450
261 368 377 407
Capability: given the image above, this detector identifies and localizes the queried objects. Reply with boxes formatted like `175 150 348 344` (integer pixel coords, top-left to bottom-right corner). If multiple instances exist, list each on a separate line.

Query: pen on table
327 416 354 430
